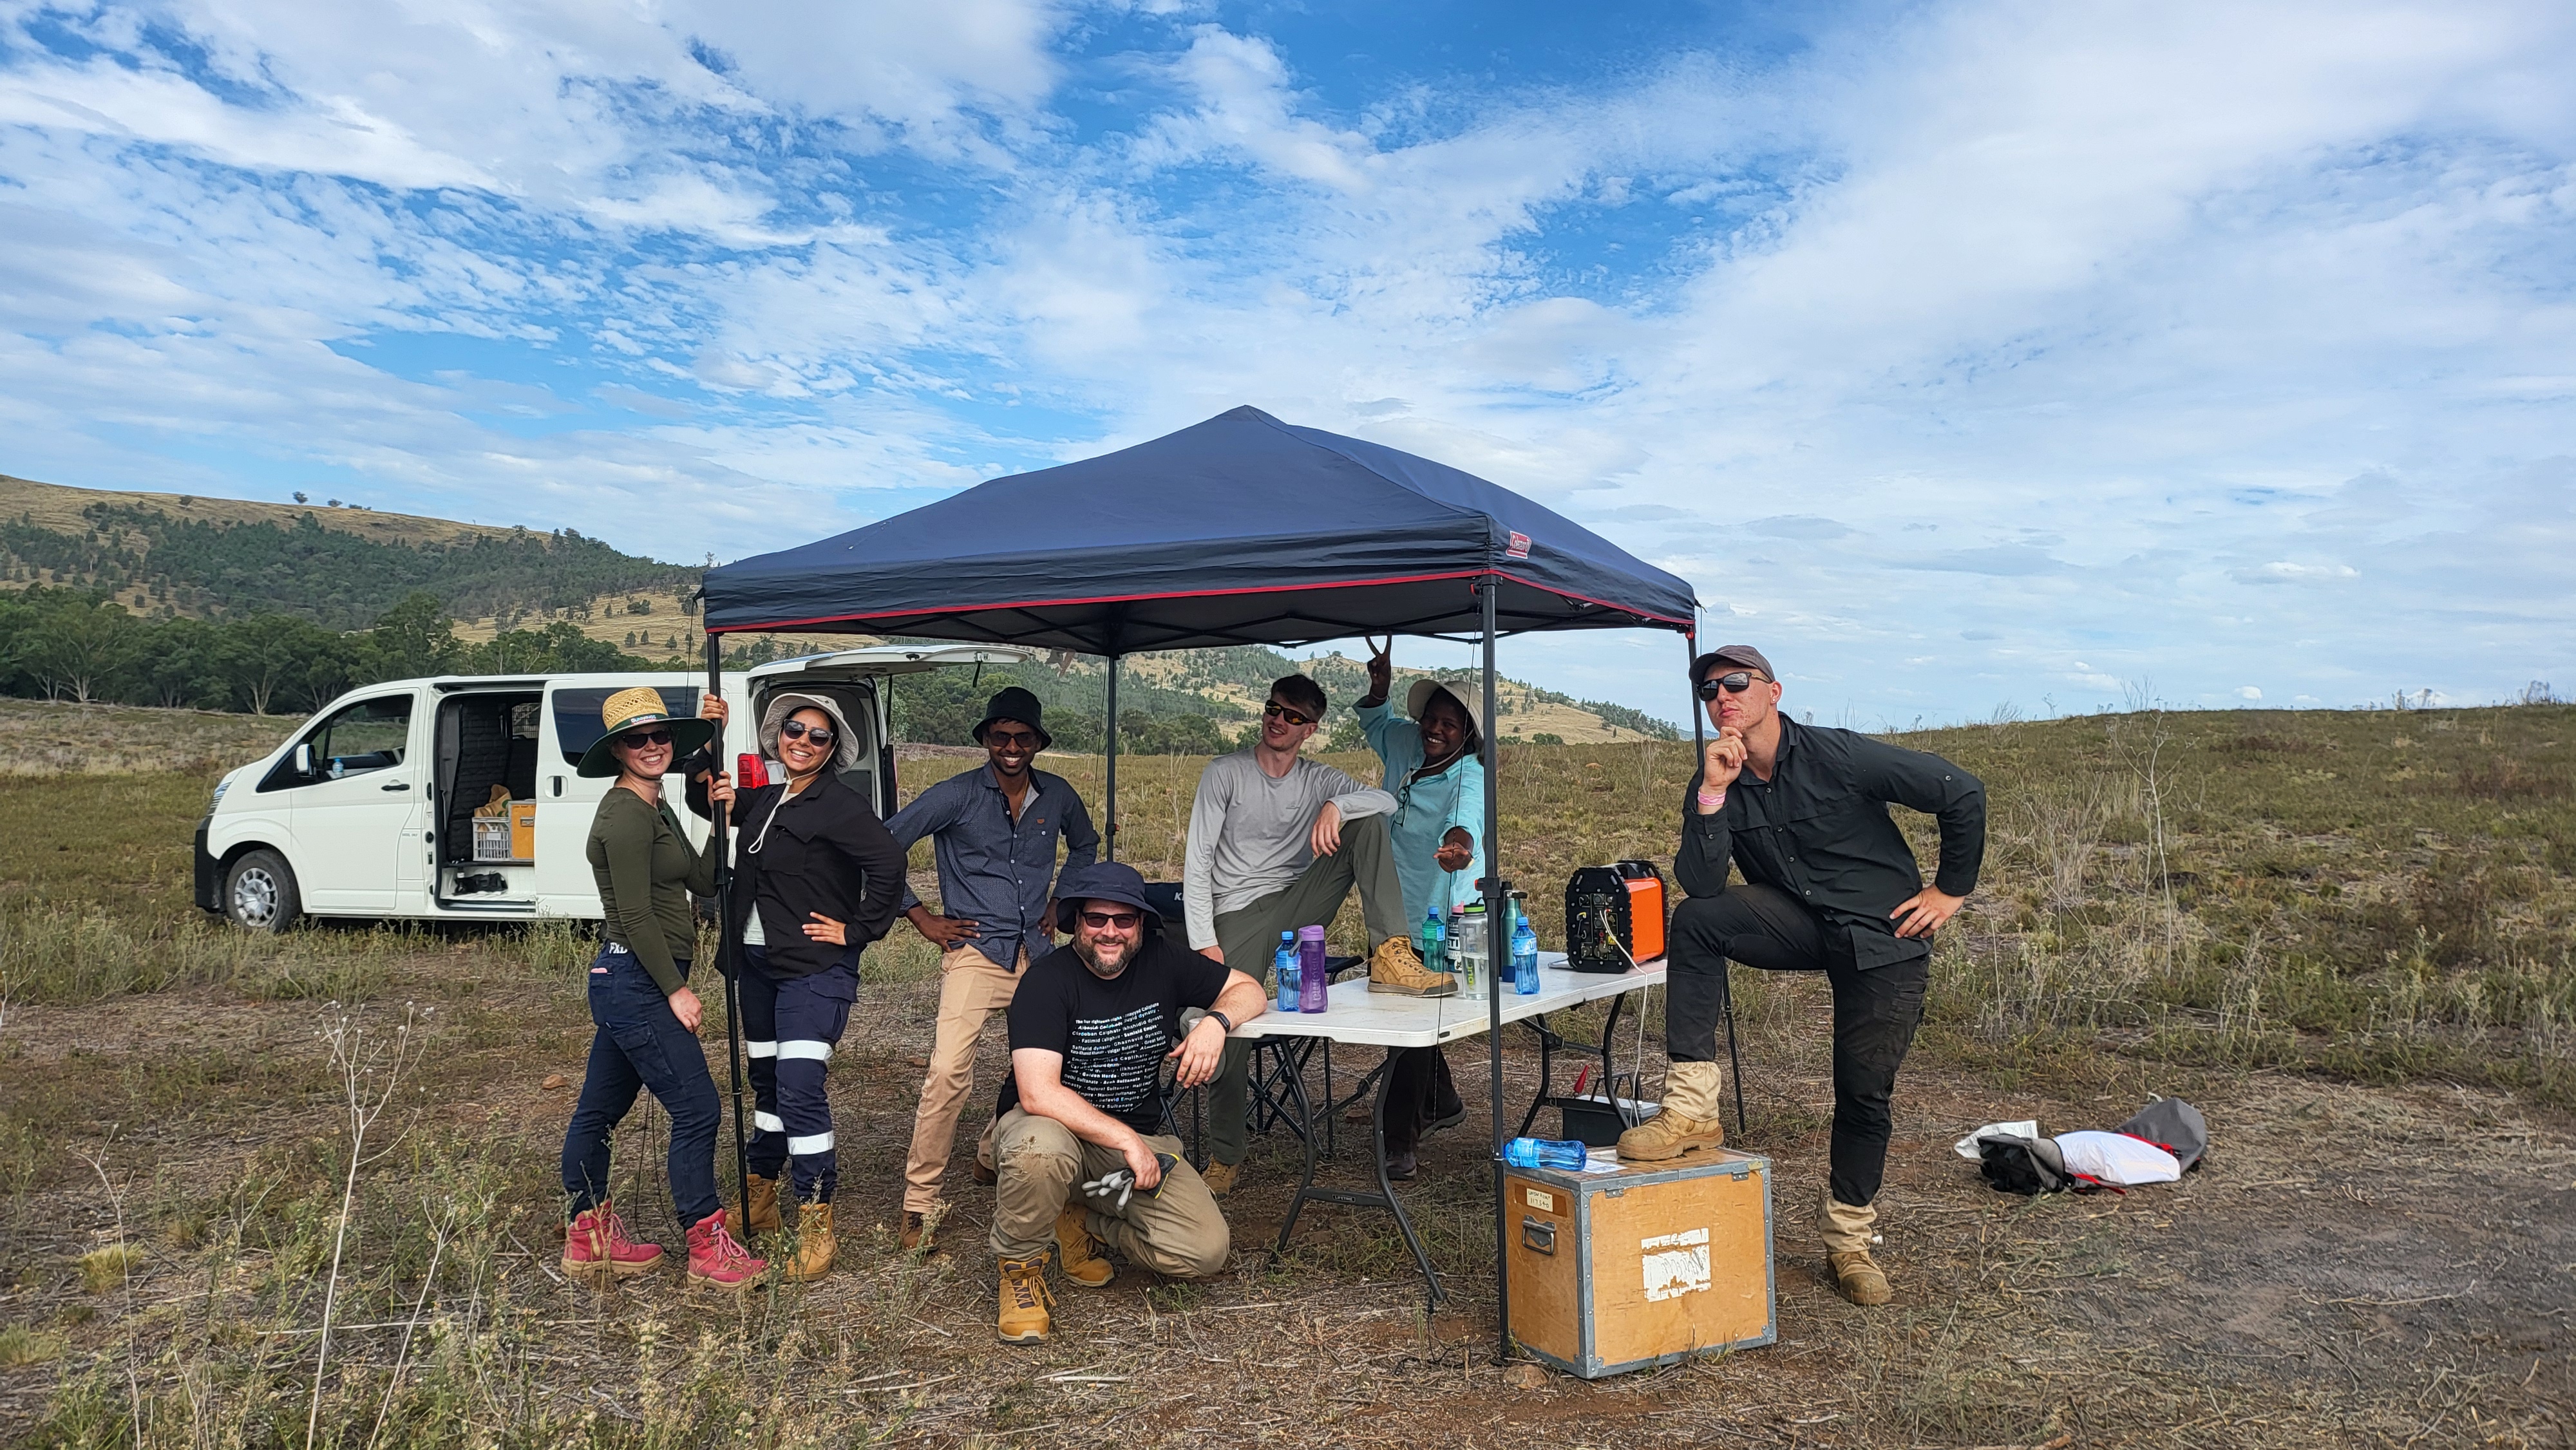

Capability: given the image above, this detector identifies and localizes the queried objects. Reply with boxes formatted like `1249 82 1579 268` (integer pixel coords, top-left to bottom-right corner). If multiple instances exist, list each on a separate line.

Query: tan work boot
1200 1159 1242 1198
900 1210 934 1253
1367 937 1456 996
996 1256 1056 1343
1821 1190 1889 1305
1054 1201 1115 1288
780 1200 836 1284
1615 1061 1728 1162
726 1173 782 1239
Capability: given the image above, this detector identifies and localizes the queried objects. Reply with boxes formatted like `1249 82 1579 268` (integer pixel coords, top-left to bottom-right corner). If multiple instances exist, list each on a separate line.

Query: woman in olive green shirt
558 688 767 1292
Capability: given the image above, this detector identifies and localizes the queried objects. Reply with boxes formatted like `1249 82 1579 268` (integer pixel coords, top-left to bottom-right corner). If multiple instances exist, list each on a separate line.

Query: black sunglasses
1695 670 1767 701
1263 701 1316 727
616 728 676 748
1078 909 1142 929
779 720 835 747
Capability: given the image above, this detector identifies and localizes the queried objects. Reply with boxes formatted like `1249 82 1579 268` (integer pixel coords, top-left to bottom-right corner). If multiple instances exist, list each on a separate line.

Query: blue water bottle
1274 930 1299 1012
1512 911 1540 995
1502 1137 1591 1171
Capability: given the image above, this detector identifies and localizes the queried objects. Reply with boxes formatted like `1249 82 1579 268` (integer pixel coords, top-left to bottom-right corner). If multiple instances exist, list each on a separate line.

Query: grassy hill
0 473 1669 743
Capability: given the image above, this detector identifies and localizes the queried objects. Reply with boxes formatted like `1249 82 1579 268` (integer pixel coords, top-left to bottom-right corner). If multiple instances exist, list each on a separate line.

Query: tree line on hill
1 502 693 632
0 588 652 715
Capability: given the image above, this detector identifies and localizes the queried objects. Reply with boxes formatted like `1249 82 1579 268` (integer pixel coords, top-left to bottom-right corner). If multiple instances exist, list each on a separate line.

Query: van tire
225 850 301 933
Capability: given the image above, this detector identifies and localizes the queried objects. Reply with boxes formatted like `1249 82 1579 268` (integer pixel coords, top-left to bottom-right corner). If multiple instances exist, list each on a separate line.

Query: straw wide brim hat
759 692 863 773
1405 677 1484 740
576 686 719 778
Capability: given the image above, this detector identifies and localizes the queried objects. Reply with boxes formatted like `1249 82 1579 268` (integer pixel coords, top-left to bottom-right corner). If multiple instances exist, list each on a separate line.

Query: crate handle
1520 1216 1557 1256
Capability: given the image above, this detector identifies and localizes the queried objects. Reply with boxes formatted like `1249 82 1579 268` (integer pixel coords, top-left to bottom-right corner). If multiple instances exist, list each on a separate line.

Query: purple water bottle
1296 925 1329 1012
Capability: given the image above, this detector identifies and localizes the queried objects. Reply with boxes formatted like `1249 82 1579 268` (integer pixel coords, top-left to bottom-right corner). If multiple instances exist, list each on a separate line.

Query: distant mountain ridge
0 473 1674 741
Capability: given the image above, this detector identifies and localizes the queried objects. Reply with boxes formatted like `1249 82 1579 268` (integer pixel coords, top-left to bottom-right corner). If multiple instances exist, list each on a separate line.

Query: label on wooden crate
1640 1227 1710 1303
1524 1187 1555 1212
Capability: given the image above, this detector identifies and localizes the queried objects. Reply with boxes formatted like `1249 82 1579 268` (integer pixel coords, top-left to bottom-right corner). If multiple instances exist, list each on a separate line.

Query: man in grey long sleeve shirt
1184 673 1448 1193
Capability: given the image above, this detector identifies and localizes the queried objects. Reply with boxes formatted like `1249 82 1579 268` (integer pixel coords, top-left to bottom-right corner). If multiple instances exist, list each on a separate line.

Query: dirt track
3 957 2568 1447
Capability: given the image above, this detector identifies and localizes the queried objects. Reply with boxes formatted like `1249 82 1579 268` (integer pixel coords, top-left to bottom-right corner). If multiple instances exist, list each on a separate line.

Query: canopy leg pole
1104 653 1120 862
1481 576 1509 1364
705 633 752 1227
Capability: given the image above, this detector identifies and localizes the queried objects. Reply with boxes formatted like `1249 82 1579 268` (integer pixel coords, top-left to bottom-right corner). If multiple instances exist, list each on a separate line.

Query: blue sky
3 0 2571 728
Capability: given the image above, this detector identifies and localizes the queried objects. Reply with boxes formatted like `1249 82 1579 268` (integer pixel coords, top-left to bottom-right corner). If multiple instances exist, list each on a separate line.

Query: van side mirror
294 742 316 778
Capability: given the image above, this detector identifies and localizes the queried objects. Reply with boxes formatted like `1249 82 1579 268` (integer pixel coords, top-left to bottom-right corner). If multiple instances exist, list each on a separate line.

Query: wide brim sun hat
576 686 720 778
759 692 863 773
1405 677 1484 740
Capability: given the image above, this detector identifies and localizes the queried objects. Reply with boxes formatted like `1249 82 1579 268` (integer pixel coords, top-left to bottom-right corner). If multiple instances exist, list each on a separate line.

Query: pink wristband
1697 788 1727 810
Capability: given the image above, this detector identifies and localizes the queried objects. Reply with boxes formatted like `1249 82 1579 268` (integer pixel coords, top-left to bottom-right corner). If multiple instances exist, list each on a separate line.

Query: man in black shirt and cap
989 861 1264 1343
1618 645 1985 1308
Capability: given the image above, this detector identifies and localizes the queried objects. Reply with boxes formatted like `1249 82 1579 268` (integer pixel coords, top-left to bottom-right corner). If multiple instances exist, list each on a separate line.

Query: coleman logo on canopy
1506 531 1531 559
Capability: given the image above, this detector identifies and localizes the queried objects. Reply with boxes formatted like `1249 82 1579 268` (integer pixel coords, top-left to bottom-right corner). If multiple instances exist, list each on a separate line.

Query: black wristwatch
1206 1010 1235 1033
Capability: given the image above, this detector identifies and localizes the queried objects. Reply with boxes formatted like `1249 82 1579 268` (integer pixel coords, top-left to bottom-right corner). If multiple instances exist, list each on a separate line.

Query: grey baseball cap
1689 644 1775 683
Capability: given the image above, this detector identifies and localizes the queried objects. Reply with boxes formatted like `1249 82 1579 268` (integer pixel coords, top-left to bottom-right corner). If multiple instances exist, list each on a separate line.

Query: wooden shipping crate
1505 1150 1774 1379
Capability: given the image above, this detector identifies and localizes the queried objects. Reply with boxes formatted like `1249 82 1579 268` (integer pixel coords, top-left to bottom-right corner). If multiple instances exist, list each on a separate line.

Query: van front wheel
225 850 301 933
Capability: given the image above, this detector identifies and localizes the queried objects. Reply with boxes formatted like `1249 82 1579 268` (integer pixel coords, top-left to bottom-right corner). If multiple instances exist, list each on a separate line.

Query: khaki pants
1206 814 1410 1167
902 943 1026 1214
988 1107 1229 1277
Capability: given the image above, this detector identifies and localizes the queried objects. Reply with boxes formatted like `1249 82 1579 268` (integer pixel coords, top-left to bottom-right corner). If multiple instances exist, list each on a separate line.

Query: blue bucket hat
1052 861 1161 934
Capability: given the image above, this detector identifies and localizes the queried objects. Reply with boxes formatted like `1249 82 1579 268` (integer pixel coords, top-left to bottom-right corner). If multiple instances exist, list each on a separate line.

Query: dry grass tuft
75 1245 142 1294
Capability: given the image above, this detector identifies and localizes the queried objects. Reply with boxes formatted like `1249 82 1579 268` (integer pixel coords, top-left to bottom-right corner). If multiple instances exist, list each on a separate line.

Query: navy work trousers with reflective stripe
739 946 858 1203
562 946 722 1227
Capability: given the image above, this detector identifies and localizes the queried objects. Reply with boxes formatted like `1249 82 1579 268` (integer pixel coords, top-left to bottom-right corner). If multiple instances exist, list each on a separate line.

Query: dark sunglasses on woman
616 728 676 748
1695 670 1766 701
779 720 835 747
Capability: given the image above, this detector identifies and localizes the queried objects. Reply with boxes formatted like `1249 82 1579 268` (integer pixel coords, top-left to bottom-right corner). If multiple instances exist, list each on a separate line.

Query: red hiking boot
562 1201 664 1285
687 1210 769 1294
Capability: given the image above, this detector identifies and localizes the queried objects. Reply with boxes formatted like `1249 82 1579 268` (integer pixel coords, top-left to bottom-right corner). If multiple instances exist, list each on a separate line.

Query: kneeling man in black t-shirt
989 861 1267 1342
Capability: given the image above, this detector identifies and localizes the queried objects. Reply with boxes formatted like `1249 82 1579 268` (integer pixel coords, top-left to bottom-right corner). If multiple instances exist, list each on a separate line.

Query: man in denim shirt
885 686 1099 1249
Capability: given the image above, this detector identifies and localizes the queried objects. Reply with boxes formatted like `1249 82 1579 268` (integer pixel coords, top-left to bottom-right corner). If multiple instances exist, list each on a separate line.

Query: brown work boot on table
1200 1159 1242 1198
996 1256 1056 1343
1366 937 1456 996
1054 1201 1115 1288
726 1173 782 1238
780 1200 836 1284
1615 1061 1728 1163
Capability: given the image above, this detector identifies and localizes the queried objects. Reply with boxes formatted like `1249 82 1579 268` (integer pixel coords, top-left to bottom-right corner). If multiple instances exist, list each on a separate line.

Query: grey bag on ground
2114 1096 2209 1172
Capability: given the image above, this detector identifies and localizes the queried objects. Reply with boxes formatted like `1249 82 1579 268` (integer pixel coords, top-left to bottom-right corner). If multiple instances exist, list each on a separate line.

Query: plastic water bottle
1296 925 1329 1013
1419 910 1446 975
1453 905 1487 1000
1274 930 1299 1013
1502 1138 1591 1171
1512 912 1540 995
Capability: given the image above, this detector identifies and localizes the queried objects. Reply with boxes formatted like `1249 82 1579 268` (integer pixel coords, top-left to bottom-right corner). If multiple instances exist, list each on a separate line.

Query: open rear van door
745 645 1041 815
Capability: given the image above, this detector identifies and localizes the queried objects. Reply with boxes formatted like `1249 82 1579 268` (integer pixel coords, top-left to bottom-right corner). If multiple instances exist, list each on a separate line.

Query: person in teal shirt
1352 645 1484 1179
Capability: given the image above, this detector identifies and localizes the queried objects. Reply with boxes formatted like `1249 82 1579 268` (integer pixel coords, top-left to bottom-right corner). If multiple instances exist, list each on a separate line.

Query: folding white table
1227 952 1665 1304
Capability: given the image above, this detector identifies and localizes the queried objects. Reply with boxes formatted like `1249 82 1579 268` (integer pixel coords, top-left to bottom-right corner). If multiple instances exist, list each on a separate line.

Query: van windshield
553 687 701 767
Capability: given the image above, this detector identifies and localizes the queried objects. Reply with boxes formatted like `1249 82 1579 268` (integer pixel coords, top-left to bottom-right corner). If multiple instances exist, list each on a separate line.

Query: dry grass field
0 699 2570 1447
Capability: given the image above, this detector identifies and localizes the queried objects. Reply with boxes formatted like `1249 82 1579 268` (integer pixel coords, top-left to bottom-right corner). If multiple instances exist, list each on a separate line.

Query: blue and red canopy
701 406 1697 651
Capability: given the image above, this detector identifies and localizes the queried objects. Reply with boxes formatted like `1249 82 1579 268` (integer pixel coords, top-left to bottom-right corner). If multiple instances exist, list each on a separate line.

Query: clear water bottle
1502 1137 1591 1171
1296 925 1329 1013
1274 930 1298 1013
1512 910 1540 995
1453 905 1487 1000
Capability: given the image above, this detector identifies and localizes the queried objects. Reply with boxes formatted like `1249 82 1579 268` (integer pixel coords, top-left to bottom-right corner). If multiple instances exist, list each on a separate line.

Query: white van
191 645 1037 931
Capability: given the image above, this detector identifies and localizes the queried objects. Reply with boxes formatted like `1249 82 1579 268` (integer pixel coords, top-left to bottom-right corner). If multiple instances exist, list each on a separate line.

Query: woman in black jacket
701 690 906 1282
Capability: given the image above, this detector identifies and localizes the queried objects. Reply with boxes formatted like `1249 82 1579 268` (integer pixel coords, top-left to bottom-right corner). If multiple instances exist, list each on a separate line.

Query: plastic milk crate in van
1505 1149 1775 1379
